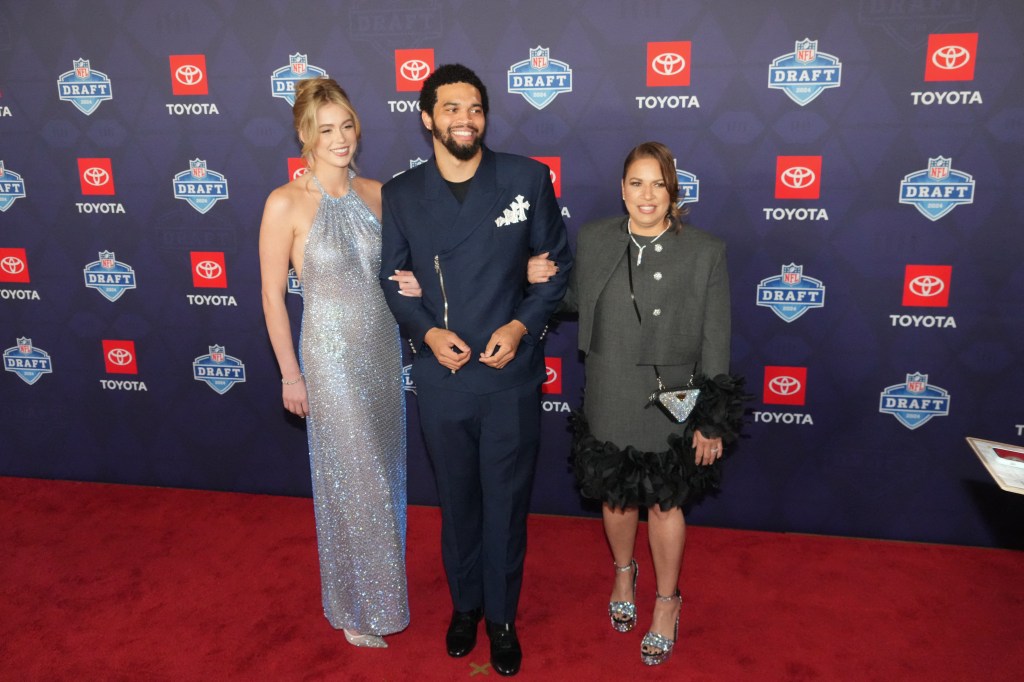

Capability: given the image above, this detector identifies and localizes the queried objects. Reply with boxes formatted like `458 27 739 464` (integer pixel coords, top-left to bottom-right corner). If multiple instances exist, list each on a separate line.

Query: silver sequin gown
299 172 409 634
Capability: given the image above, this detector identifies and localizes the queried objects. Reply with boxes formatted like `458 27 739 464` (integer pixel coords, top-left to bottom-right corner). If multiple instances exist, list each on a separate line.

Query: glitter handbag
648 375 701 424
626 239 700 424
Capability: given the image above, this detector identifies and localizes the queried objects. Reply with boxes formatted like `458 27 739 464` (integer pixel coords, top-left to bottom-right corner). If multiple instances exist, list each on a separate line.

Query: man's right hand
424 328 471 372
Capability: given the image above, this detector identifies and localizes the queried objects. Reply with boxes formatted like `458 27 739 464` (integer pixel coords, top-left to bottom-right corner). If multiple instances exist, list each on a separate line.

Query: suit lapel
419 148 504 254
418 158 461 255
589 218 630 304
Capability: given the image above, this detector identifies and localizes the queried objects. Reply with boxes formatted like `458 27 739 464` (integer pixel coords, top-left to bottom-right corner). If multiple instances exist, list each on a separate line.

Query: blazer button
652 308 662 316
653 271 663 281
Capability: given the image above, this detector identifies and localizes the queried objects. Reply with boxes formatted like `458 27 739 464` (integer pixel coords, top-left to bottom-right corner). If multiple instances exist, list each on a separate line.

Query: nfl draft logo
271 54 327 106
193 344 246 394
899 157 974 221
173 159 229 214
57 59 113 115
0 161 27 211
391 157 428 179
675 163 699 208
879 372 950 430
508 46 573 110
287 267 303 296
768 39 842 106
3 337 53 385
402 364 416 395
756 264 826 322
83 251 137 302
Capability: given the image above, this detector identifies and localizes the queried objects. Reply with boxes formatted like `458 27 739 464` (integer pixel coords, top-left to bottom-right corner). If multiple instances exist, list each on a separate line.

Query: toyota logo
780 166 815 189
768 375 801 396
909 275 945 297
175 64 204 85
932 45 970 70
292 167 309 180
651 52 686 76
1 256 25 274
400 59 431 82
83 167 110 186
107 348 133 365
195 260 223 279
544 366 558 385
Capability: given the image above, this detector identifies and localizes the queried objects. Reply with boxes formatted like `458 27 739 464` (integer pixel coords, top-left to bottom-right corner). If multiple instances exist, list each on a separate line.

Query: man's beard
433 125 482 161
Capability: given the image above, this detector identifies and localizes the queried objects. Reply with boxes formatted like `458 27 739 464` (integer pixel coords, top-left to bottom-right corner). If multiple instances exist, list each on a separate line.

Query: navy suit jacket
379 147 573 394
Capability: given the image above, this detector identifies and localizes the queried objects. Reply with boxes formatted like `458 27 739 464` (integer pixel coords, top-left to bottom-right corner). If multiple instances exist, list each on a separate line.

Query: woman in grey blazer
531 141 745 666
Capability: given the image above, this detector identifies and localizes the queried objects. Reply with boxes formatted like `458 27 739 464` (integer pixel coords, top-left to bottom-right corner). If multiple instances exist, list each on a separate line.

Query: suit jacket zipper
434 254 450 330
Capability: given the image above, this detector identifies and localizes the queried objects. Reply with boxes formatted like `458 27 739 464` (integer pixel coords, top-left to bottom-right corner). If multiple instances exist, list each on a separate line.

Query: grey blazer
566 216 731 377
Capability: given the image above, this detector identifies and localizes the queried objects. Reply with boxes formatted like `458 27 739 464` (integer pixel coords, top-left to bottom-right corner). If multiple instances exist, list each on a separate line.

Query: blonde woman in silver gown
259 78 416 648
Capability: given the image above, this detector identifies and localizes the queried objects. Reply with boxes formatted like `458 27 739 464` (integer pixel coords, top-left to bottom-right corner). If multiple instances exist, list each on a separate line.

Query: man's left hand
479 320 528 369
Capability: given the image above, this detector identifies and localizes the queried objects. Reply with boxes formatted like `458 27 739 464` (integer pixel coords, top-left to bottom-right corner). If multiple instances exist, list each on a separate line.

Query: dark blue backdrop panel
2 1 1022 548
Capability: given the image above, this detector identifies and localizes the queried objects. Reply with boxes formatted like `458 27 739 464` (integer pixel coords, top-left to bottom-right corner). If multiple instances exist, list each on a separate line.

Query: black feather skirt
571 373 748 512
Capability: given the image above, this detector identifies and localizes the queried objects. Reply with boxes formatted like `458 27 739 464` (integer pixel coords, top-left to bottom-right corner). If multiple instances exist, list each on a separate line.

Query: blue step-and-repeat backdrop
2 1 1022 547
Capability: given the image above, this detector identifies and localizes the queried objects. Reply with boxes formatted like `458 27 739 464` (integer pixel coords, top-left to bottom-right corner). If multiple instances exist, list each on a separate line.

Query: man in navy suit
379 64 571 676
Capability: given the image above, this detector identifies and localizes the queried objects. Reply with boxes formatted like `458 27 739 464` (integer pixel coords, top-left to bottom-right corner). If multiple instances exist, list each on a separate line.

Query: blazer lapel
435 147 504 254
417 158 462 255
588 218 630 304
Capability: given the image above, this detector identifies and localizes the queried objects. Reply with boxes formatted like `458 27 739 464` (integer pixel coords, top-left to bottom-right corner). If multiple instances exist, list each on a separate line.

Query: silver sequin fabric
299 172 409 635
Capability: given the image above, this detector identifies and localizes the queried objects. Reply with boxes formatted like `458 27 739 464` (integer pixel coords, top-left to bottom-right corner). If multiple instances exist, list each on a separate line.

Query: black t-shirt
445 177 473 203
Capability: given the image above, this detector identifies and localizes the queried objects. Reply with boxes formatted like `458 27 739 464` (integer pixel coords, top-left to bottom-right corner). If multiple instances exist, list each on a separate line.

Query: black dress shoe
485 620 522 676
446 608 482 657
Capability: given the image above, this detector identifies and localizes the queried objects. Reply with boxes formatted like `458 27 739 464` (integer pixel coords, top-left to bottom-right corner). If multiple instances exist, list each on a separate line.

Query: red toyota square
542 357 562 394
531 157 561 198
903 265 952 307
102 340 138 375
395 49 434 92
169 54 209 95
763 366 807 406
924 34 977 82
78 158 115 195
647 41 691 87
287 157 309 181
775 156 821 200
191 251 228 288
0 247 30 283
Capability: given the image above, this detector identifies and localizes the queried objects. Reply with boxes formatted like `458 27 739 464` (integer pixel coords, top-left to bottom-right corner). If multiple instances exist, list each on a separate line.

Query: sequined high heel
343 629 387 649
640 590 681 666
608 558 638 632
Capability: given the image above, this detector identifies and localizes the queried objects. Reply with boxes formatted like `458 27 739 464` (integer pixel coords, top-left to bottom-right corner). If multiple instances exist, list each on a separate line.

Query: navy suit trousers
415 377 542 624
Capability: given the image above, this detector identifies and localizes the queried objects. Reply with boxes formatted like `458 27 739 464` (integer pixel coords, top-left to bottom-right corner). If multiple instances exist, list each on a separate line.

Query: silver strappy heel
608 558 638 632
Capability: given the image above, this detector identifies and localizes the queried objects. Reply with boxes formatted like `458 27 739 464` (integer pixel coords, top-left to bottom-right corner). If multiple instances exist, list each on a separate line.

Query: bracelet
281 375 303 385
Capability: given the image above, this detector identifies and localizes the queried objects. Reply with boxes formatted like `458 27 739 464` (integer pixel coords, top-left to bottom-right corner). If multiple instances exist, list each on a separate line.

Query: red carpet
2 476 1021 681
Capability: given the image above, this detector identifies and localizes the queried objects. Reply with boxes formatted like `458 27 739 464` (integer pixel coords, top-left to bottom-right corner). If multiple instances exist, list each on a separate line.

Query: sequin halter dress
299 171 409 634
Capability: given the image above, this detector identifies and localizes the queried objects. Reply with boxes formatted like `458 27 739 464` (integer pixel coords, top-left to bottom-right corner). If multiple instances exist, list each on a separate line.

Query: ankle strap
655 589 681 603
613 558 636 573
